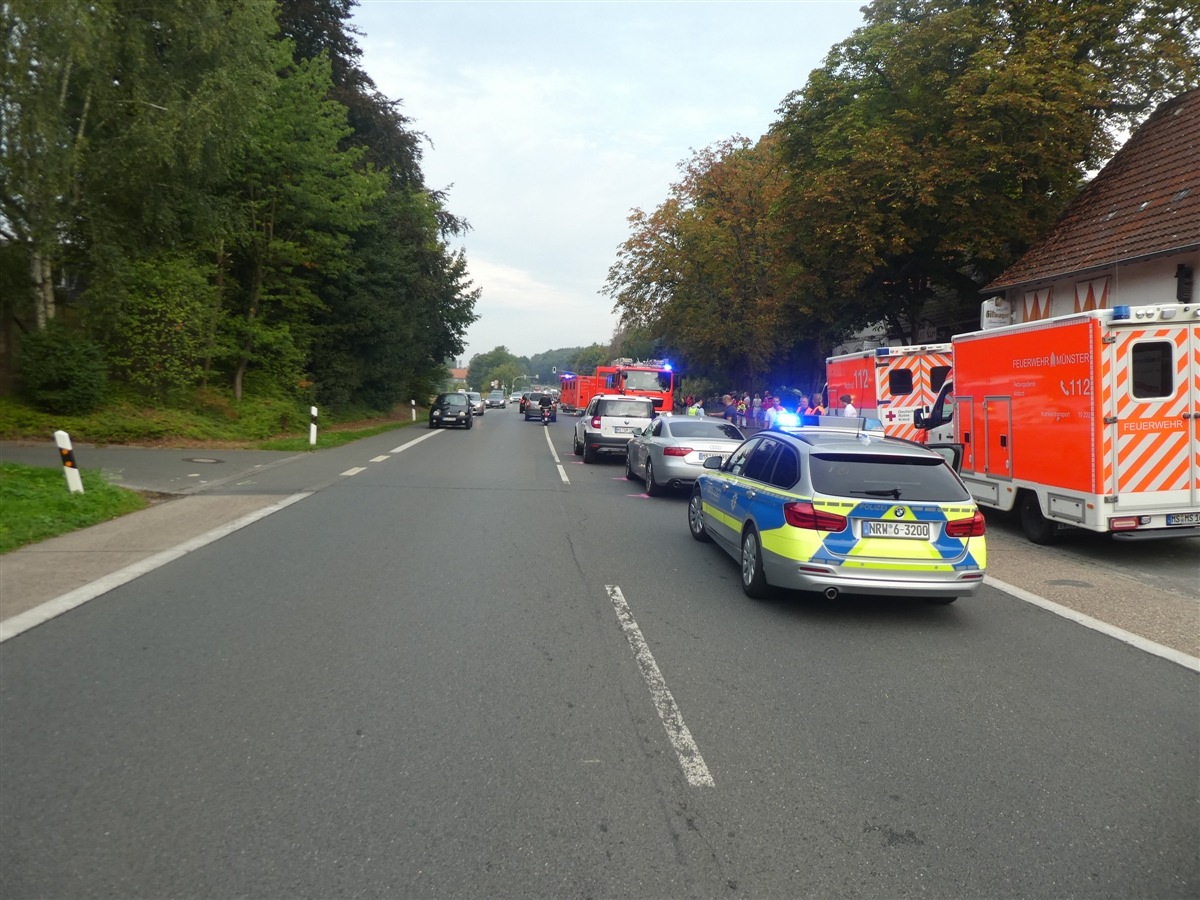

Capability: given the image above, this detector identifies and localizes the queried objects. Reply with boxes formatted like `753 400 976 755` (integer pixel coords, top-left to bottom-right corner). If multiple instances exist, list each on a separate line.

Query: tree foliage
16 321 108 414
771 0 1200 341
466 346 521 394
2 0 479 416
605 136 812 388
602 0 1197 391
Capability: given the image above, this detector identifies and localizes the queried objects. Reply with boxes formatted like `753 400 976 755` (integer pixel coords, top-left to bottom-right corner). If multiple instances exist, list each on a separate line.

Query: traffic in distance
463 297 1200 553
446 374 991 605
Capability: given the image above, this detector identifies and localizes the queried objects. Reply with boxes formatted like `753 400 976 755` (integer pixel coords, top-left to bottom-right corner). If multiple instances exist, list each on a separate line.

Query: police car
687 425 986 602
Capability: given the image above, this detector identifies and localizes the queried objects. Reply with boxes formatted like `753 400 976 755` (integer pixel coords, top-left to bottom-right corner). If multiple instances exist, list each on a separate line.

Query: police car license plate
864 521 930 539
1167 512 1200 525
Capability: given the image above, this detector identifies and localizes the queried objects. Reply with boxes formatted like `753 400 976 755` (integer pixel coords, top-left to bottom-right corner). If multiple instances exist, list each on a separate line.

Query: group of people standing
681 390 858 430
722 391 826 429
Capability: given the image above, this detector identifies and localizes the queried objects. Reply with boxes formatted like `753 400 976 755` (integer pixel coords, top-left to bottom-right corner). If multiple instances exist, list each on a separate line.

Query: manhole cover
182 457 224 464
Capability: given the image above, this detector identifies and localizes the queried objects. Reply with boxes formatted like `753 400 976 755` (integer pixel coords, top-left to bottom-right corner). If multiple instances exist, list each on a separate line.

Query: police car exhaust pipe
824 587 839 600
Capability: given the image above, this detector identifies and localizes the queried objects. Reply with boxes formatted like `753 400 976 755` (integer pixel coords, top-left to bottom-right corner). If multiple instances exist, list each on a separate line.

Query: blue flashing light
774 411 800 429
874 347 890 356
561 372 576 380
662 361 672 371
1112 305 1131 320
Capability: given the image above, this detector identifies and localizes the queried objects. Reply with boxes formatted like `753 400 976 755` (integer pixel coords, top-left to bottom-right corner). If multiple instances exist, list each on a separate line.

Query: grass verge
0 463 149 554
0 395 426 554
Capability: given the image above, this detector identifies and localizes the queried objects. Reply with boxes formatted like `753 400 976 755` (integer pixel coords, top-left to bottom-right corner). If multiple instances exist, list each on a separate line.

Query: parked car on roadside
687 426 986 602
625 416 744 495
429 393 473 429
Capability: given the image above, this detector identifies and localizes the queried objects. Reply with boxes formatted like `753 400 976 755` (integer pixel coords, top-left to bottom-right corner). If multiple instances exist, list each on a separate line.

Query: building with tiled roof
983 89 1199 324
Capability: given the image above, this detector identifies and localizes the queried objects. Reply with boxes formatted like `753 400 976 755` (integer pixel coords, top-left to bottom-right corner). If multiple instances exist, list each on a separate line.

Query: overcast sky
351 1 869 363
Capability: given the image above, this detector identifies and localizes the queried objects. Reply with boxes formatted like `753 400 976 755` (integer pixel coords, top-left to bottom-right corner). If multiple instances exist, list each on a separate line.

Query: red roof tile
986 89 1200 291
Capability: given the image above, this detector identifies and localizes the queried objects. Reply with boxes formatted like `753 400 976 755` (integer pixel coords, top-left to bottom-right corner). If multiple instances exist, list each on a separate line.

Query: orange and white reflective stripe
878 350 953 443
1111 327 1194 495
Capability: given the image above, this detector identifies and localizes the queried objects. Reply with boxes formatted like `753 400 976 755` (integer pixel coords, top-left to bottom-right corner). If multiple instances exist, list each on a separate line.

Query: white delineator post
309 406 318 446
411 399 416 421
54 430 84 494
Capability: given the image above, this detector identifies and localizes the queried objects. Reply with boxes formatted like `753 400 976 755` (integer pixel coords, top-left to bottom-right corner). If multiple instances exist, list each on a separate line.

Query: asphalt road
1 415 1197 898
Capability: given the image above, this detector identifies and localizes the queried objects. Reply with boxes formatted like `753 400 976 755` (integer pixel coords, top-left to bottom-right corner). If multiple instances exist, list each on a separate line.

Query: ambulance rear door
956 396 976 473
1106 317 1200 518
875 347 953 443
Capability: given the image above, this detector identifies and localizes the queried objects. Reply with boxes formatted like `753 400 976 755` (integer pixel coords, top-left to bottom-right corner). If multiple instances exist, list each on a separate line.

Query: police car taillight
784 502 847 532
945 511 986 537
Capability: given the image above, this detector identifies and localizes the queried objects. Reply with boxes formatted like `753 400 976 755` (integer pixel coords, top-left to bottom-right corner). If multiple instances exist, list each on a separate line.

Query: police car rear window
810 454 969 502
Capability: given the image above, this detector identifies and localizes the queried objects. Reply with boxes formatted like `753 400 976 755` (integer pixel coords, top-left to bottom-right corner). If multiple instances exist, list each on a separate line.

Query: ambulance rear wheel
1019 492 1058 545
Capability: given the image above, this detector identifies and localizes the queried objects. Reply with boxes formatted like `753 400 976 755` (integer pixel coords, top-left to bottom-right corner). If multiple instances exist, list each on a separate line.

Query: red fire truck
559 359 676 414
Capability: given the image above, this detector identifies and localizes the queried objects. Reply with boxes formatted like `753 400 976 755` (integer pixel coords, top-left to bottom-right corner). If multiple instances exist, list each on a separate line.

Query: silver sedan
625 415 745 496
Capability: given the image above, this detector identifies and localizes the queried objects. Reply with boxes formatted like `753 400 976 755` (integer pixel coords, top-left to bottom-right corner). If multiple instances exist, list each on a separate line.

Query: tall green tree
605 136 803 388
277 0 478 410
2 0 111 327
223 49 385 400
1 0 279 331
466 345 521 394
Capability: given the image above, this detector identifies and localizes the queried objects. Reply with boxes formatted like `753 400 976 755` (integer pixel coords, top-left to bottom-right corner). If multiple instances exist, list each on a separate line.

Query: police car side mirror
703 456 723 470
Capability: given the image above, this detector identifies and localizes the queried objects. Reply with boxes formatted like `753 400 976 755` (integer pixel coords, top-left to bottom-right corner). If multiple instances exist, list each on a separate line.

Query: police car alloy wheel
688 491 710 543
740 527 769 599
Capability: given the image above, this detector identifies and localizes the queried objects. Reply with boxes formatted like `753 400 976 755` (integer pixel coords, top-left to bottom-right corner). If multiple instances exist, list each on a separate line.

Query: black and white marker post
54 429 84 494
309 406 318 447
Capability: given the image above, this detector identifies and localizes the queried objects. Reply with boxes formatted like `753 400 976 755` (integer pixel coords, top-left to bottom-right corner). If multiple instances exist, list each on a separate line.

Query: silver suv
573 394 655 463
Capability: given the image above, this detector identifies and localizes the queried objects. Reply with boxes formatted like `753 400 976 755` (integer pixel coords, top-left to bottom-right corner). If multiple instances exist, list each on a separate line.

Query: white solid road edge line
606 584 715 787
985 576 1200 673
0 493 313 644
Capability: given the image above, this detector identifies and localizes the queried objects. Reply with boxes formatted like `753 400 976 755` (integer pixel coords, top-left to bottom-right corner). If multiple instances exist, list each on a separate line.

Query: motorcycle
540 404 552 426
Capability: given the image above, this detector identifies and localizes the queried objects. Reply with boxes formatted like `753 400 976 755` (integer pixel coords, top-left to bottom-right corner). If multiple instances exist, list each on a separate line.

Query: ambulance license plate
864 521 930 539
1167 512 1200 525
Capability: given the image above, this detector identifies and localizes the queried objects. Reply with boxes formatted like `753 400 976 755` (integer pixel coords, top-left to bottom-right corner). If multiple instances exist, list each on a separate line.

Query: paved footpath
1 441 311 629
